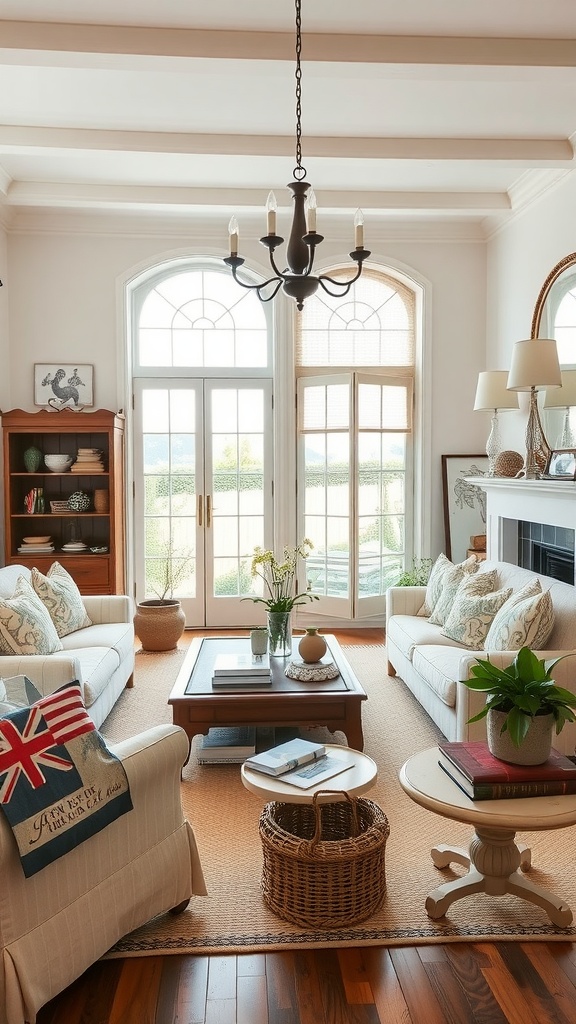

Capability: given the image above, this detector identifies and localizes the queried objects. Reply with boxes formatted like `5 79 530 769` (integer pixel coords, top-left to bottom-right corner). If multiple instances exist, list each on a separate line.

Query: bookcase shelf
2 408 125 594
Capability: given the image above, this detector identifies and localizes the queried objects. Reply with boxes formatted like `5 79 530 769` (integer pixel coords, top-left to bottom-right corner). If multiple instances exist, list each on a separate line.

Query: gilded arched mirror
532 253 576 447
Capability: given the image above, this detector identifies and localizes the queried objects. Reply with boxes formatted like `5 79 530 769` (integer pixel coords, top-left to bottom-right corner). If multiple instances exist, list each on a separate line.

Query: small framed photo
544 449 576 480
34 364 94 408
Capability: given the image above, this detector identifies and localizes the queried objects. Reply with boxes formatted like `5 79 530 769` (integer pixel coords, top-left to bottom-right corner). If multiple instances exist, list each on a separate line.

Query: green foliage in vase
464 646 576 747
243 540 319 612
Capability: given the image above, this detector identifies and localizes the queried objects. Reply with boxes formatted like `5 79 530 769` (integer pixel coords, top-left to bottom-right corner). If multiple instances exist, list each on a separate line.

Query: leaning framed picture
34 364 94 409
544 449 576 480
441 454 489 562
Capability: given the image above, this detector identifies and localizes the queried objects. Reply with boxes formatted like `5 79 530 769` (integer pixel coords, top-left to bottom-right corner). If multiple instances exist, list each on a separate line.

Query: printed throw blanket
0 680 133 877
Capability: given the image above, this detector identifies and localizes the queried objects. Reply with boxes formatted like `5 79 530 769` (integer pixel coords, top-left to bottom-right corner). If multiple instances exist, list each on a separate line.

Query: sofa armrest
0 655 84 695
82 594 133 624
386 586 426 625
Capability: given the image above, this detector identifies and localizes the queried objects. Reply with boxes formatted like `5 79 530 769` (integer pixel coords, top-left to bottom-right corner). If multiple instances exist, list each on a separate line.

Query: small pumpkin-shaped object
23 446 42 472
67 490 90 512
298 627 327 664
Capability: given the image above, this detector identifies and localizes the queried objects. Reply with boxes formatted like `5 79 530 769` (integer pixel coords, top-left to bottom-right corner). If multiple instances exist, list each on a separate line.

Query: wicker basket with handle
258 790 389 928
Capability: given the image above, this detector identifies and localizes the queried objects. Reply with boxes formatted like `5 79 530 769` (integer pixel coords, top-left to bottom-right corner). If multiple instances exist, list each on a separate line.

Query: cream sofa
386 559 576 755
0 723 207 1024
0 564 134 728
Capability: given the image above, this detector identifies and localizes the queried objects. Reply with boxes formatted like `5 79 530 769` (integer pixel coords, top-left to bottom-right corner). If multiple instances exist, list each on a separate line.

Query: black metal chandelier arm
223 256 284 301
317 269 363 297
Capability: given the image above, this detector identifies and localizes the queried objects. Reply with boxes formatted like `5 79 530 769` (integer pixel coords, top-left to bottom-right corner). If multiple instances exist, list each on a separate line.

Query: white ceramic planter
487 708 554 765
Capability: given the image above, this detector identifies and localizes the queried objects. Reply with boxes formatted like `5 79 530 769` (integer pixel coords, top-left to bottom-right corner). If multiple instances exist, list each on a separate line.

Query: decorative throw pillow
427 557 481 626
485 584 555 651
0 680 133 876
31 561 92 638
441 586 513 650
0 575 63 655
418 553 478 618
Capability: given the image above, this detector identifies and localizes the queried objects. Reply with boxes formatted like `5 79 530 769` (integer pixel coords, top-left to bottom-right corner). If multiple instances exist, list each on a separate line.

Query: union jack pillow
0 680 132 876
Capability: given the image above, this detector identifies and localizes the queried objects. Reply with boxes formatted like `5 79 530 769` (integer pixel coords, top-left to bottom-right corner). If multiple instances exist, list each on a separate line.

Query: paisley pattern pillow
0 575 63 655
427 557 481 626
31 561 92 638
485 585 555 651
441 585 513 650
418 553 479 618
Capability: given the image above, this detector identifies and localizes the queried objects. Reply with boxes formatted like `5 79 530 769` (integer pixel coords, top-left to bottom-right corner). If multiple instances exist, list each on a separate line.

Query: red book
438 741 576 801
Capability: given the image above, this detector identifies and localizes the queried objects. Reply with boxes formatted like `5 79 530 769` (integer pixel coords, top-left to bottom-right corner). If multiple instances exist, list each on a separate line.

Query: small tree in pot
464 646 576 765
134 550 191 652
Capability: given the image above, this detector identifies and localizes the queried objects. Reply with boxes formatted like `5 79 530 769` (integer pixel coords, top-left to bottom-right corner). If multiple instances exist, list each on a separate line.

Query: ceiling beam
0 21 575 68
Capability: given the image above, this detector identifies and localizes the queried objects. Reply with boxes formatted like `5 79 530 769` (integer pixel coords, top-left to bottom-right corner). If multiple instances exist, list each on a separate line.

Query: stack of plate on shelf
71 448 105 472
61 541 88 552
18 535 55 554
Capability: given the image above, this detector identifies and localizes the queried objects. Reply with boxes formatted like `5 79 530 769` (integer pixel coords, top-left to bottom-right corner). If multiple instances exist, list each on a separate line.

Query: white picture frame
34 364 94 408
441 454 489 563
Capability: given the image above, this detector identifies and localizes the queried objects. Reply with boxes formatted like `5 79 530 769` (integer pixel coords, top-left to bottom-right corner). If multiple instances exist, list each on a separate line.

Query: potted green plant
464 646 576 765
395 558 432 587
243 540 319 656
134 551 190 652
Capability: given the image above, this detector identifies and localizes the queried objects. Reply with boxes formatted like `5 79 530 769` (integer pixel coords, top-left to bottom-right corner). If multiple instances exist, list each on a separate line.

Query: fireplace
464 476 576 586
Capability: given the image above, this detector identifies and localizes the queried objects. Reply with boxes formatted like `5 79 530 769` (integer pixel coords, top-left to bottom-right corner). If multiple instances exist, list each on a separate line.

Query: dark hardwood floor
36 628 576 1024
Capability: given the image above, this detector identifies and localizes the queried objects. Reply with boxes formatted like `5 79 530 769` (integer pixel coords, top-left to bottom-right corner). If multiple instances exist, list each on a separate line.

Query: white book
279 754 355 789
213 652 270 676
198 727 256 762
211 674 272 688
244 738 325 776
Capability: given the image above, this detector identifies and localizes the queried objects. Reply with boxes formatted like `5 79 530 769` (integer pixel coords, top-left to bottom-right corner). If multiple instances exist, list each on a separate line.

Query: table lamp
543 368 576 449
507 339 562 479
473 370 519 476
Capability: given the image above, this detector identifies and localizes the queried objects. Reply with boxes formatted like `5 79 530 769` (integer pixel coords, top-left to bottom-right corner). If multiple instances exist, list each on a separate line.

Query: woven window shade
296 267 415 369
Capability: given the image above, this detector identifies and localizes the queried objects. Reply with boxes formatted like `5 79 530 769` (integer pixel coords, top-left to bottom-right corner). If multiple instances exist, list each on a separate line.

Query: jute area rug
101 637 576 954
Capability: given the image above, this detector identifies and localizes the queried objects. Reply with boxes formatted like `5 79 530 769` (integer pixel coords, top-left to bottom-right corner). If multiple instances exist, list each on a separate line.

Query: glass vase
267 611 292 658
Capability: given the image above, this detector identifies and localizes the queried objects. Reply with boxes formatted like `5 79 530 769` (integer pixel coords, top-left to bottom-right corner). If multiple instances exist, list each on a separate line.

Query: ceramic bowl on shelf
44 454 73 472
22 535 51 544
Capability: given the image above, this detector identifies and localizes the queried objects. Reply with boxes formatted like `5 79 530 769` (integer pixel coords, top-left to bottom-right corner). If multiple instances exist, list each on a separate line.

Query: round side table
399 746 576 926
241 743 377 804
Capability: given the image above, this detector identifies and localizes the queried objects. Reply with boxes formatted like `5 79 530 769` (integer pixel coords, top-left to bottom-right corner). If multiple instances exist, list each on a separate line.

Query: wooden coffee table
169 634 367 750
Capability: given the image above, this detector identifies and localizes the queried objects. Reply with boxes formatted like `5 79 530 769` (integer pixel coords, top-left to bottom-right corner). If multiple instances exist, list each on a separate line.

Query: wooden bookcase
2 408 125 594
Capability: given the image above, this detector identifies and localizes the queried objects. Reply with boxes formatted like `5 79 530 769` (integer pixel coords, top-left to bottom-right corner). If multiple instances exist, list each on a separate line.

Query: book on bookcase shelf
197 727 257 764
438 740 576 800
244 738 325 776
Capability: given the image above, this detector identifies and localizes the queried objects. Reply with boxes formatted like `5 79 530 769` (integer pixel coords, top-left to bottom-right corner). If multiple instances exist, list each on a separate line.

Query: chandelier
223 0 370 311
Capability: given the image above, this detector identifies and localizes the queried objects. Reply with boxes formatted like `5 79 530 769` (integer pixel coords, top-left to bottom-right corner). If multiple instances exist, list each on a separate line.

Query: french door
133 378 273 627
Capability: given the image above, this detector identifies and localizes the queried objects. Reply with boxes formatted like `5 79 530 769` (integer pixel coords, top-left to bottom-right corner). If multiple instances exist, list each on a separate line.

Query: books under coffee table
438 740 576 800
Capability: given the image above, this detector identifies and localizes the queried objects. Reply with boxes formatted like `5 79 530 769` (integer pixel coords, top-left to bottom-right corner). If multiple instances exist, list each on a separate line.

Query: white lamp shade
474 370 519 411
507 339 562 393
543 368 576 408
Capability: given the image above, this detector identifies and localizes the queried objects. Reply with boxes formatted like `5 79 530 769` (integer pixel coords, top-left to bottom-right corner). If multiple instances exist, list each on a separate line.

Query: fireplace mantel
467 476 576 566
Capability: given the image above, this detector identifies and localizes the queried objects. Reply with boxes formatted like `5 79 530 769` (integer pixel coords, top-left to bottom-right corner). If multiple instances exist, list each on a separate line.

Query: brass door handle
206 494 212 527
197 494 203 527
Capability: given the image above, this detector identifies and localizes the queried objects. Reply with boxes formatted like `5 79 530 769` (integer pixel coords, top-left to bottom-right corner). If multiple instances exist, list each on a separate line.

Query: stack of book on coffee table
211 652 272 688
437 740 576 800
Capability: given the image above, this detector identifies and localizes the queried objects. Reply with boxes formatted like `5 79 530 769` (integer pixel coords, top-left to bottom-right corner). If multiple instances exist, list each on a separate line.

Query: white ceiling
1 0 576 234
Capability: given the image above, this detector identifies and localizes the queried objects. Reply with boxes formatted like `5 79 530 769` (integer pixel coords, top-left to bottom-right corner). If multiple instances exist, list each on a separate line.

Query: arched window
296 267 416 620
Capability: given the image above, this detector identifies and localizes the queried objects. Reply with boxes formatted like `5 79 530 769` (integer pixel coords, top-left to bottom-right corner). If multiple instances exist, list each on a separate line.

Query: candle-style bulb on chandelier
224 0 370 311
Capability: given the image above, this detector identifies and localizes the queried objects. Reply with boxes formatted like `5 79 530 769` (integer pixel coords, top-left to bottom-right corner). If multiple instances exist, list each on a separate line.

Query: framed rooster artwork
34 364 94 409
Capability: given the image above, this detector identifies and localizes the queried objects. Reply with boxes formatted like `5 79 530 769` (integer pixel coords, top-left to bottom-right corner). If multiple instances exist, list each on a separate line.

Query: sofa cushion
0 575 63 655
31 561 92 638
412 645 471 708
418 553 479 618
485 583 555 651
61 646 121 708
428 557 481 626
386 613 467 662
441 584 513 650
60 622 134 666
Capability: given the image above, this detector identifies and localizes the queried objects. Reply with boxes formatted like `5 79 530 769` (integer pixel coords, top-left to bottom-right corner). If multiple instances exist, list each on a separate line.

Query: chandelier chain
293 0 306 180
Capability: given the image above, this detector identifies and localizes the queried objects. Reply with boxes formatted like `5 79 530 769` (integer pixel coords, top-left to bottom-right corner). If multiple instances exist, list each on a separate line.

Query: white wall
4 212 488 563
486 170 576 453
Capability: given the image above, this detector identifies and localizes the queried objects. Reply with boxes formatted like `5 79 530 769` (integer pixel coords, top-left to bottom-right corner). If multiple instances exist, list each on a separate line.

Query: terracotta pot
134 599 185 652
487 708 554 765
298 627 327 664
